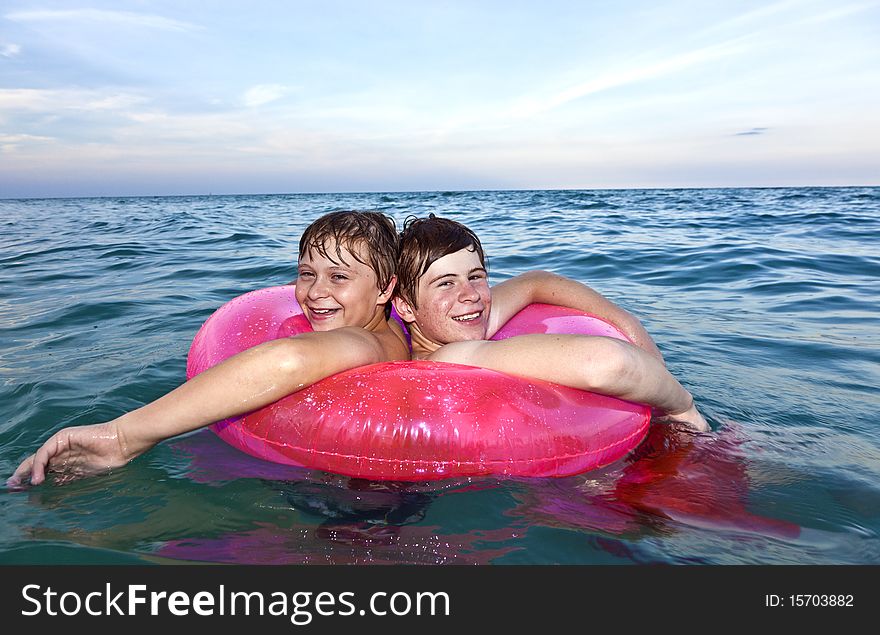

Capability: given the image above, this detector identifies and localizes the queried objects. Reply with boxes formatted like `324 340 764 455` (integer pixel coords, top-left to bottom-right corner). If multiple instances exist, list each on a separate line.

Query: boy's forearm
582 339 708 430
606 311 664 363
117 338 306 450
437 335 684 412
431 334 708 431
116 329 386 451
609 339 691 413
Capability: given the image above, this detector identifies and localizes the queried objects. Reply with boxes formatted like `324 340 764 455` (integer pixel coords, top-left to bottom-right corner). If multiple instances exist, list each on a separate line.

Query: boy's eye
298 271 315 279
332 274 348 281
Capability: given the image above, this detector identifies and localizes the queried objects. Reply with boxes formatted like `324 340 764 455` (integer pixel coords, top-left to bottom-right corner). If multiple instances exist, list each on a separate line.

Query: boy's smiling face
295 239 391 331
395 247 492 351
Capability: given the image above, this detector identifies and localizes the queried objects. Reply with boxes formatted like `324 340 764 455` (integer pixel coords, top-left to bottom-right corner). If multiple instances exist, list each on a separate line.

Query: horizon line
3 182 878 202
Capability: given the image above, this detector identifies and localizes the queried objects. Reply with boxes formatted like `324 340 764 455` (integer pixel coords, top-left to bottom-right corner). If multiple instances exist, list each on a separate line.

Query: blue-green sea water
1 188 878 564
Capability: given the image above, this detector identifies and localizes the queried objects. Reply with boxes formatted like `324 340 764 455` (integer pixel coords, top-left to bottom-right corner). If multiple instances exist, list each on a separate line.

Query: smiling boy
392 215 709 431
10 211 409 486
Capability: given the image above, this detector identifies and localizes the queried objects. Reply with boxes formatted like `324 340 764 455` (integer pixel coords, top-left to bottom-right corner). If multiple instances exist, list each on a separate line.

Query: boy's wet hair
299 211 398 294
396 214 487 310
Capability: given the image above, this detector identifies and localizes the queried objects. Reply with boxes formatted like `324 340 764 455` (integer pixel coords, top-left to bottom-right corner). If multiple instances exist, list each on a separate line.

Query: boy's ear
377 275 396 304
391 295 416 323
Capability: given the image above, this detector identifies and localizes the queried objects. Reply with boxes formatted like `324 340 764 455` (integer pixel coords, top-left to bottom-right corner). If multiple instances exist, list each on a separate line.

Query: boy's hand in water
7 420 147 487
654 402 710 433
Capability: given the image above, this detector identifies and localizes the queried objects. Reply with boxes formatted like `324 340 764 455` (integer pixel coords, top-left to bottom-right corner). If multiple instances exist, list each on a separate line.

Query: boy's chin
307 320 339 332
446 325 487 342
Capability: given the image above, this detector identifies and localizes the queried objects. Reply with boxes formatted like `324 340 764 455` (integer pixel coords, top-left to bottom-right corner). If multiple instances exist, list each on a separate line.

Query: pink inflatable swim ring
186 286 650 481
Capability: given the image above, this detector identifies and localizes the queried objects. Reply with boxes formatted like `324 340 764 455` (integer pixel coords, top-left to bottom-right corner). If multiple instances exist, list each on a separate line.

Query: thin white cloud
5 9 201 32
506 38 750 119
697 0 805 37
86 93 148 110
0 88 56 111
795 2 879 26
243 84 290 108
699 0 880 40
0 88 147 112
0 133 53 143
1 42 21 57
0 132 54 153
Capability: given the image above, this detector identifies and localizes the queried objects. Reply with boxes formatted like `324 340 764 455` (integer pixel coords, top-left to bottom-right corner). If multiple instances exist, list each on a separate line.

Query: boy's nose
459 282 480 302
306 279 330 299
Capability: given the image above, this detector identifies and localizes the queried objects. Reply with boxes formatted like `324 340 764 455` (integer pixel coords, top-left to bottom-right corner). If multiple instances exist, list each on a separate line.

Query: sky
1 0 879 198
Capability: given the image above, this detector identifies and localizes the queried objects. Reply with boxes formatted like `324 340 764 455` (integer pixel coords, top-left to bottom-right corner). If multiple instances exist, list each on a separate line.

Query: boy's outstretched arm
488 271 664 362
429 334 708 432
8 328 387 487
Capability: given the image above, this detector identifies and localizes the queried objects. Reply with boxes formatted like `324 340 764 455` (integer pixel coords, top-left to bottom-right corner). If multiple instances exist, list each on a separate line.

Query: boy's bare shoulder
332 323 409 362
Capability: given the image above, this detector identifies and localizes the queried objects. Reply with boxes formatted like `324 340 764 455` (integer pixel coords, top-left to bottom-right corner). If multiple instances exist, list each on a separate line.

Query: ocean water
1 187 878 565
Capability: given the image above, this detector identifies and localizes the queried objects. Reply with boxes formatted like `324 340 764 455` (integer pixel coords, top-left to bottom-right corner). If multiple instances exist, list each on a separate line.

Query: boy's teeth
453 312 480 322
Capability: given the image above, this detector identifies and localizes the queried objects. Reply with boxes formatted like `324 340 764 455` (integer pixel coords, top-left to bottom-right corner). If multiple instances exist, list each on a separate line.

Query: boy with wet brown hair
11 210 410 486
392 214 708 431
